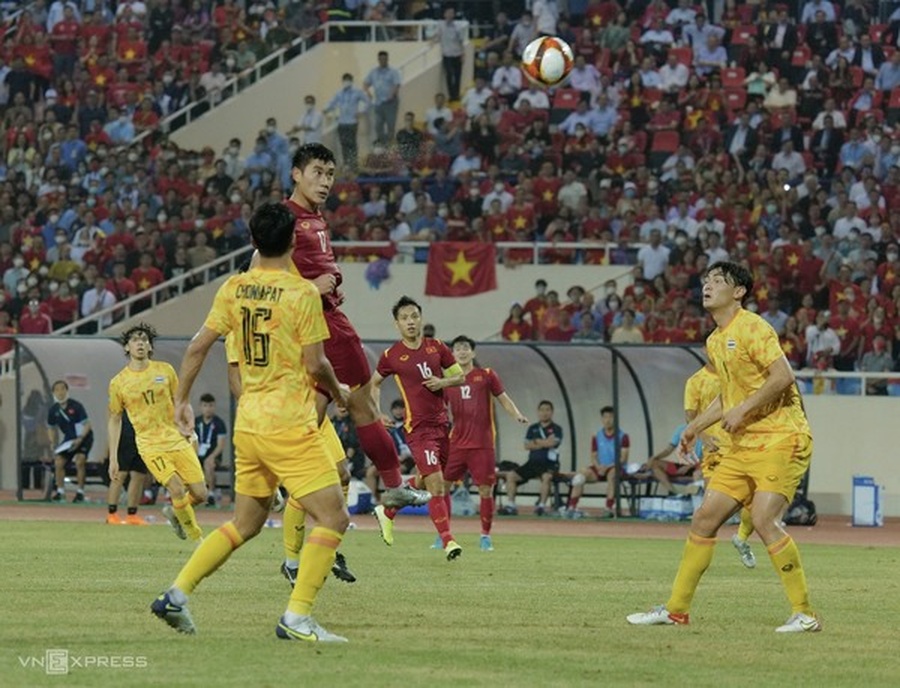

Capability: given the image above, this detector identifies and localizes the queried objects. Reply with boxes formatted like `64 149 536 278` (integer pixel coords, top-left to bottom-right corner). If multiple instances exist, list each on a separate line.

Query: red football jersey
285 199 342 310
445 367 504 449
376 338 456 432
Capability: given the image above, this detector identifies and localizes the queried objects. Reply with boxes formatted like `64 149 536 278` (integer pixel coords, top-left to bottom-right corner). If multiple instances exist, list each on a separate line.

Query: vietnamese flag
425 242 497 297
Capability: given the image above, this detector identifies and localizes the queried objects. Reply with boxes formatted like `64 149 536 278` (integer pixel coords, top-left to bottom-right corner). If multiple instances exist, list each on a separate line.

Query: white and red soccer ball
521 36 575 86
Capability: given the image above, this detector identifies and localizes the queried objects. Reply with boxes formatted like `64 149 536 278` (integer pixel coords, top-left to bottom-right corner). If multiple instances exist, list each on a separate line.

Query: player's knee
571 473 586 487
319 507 350 534
191 483 209 501
166 479 186 499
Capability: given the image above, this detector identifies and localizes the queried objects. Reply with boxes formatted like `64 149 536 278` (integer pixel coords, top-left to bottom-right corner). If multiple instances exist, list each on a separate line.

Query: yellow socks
666 532 717 614
737 507 754 542
283 497 306 565
767 535 813 615
171 495 203 540
174 522 244 594
287 527 342 616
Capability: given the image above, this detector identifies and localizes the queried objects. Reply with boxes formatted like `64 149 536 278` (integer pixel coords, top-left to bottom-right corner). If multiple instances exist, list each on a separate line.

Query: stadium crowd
1 0 900 385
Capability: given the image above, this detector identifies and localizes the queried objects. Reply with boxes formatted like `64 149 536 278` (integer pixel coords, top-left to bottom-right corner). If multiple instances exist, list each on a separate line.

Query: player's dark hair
538 400 554 410
391 295 422 319
391 398 405 409
704 261 754 303
249 202 294 257
450 335 476 350
291 142 336 172
51 379 68 390
600 405 614 415
120 322 157 355
200 393 215 403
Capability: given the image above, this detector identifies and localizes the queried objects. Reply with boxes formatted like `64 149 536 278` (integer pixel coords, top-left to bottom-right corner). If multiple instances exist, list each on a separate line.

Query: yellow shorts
319 416 346 467
700 450 721 479
708 434 812 506
233 427 339 500
143 444 204 487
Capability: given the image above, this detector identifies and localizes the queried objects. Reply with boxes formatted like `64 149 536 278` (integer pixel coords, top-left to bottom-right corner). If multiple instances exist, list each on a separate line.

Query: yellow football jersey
707 309 810 448
204 267 328 435
108 360 192 454
684 365 728 452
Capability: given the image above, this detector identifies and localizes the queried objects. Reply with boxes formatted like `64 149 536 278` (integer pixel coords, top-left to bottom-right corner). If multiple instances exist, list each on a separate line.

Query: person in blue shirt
59 124 87 172
323 73 369 169
564 405 630 518
243 136 275 189
643 423 702 496
46 380 94 502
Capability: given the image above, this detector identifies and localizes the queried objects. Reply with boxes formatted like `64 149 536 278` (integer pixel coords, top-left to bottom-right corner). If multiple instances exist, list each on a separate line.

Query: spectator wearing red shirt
132 95 160 133
80 10 112 50
130 252 164 293
46 281 79 330
50 6 80 78
829 299 862 370
19 298 53 334
0 311 16 355
502 303 533 342
117 26 148 76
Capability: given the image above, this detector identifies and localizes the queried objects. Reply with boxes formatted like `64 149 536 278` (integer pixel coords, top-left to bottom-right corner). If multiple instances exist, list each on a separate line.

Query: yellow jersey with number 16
204 266 328 436
108 360 192 455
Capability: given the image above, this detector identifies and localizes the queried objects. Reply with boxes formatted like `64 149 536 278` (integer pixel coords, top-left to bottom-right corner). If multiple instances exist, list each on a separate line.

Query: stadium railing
333 240 642 265
52 244 255 336
130 19 471 148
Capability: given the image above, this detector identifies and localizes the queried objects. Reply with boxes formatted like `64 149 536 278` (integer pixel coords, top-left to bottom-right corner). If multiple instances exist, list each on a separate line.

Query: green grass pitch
0 520 898 687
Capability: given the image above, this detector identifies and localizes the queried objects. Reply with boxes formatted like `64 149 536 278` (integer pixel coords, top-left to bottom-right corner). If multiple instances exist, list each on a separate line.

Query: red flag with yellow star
425 242 497 297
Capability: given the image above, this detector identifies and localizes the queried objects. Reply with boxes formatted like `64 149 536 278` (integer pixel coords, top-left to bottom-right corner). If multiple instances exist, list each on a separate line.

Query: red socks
428 496 453 546
356 422 403 488
568 496 581 509
480 496 493 535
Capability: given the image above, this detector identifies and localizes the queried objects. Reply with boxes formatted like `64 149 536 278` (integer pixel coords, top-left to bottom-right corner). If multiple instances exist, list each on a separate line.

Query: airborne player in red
283 144 431 513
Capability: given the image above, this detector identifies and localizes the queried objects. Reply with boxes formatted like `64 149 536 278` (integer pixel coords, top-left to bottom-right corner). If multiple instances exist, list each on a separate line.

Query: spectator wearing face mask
3 254 30 293
290 95 323 145
323 73 369 170
19 298 53 334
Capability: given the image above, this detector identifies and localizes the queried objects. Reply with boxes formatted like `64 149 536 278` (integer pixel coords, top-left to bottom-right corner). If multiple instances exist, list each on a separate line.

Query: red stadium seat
651 130 680 153
730 26 757 46
669 46 692 67
791 46 811 67
552 88 581 110
870 24 888 45
849 66 864 89
721 67 746 88
724 88 747 113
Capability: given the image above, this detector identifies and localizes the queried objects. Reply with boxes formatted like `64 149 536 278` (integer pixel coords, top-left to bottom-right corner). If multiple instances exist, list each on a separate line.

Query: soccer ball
521 36 575 86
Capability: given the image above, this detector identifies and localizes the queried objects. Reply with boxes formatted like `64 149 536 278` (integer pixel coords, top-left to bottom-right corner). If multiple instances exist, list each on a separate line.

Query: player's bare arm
227 362 242 400
497 392 528 423
107 411 122 481
422 362 465 391
681 395 723 455
721 355 795 433
176 325 220 433
303 340 349 408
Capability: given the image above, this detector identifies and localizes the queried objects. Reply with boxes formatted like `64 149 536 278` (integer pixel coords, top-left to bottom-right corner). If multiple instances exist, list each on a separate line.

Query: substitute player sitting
108 324 207 541
152 202 351 642
443 335 528 552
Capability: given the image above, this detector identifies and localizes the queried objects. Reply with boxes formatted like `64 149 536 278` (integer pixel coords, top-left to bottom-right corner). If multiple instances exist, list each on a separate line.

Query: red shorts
323 308 371 391
589 464 616 480
407 425 450 477
444 447 496 485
